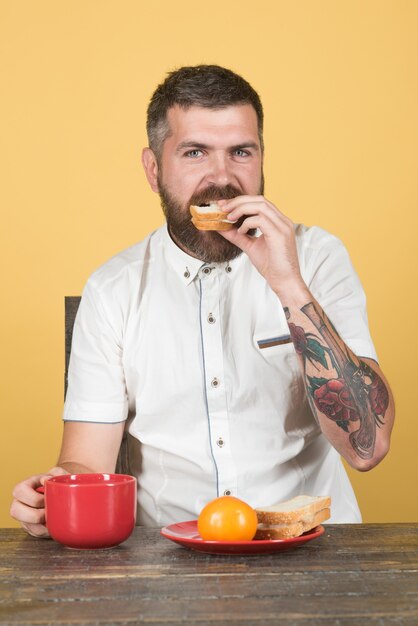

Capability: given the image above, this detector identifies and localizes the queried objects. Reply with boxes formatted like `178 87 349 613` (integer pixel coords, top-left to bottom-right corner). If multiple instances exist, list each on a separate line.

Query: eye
184 149 203 158
234 149 250 157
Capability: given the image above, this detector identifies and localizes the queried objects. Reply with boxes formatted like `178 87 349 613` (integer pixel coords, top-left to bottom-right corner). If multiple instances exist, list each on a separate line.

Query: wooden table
0 524 417 625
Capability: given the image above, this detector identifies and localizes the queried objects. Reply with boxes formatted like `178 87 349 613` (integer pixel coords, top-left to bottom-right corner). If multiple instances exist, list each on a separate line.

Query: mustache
188 184 242 207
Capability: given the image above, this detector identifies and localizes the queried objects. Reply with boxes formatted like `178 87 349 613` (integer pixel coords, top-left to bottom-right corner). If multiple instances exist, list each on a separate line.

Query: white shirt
64 223 378 526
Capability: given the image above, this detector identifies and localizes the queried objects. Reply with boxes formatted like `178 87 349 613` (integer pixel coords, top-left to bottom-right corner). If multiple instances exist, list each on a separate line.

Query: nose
206 152 234 187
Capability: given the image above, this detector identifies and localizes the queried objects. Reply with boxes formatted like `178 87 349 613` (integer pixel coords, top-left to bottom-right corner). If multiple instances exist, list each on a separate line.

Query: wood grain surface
0 524 417 625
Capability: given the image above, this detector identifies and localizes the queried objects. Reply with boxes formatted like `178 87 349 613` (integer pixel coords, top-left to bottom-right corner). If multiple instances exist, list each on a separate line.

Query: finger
42 466 69 482
229 205 278 225
236 214 283 239
12 475 48 508
237 216 262 235
39 466 69 487
21 522 50 539
223 198 273 218
218 195 265 210
226 202 287 230
220 195 282 215
221 196 293 226
12 467 68 508
10 498 46 525
217 226 257 253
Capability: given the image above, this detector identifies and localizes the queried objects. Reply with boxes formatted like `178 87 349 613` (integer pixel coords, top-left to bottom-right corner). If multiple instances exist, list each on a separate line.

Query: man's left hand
217 196 308 300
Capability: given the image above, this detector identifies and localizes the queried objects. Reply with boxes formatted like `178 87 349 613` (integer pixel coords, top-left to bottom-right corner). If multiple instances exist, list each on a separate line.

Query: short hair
146 64 264 162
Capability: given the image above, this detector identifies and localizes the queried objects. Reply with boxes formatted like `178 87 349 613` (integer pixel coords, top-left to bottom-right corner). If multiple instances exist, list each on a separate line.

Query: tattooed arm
283 295 394 469
218 195 395 470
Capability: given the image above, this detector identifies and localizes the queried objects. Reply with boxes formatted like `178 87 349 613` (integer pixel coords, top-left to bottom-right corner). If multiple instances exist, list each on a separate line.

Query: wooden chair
64 296 131 475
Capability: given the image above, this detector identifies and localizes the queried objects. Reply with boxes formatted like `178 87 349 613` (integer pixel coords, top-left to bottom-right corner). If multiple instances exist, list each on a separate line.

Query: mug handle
36 486 45 494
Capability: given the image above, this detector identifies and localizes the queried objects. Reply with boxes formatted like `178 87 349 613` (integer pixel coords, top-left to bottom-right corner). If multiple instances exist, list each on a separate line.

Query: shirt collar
161 223 244 286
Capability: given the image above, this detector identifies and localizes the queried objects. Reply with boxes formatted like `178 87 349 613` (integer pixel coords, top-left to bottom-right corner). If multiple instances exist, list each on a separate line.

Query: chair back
65 297 81 397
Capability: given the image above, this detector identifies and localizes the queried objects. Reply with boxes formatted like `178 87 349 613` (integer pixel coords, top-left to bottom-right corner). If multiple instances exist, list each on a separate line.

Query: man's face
157 104 264 263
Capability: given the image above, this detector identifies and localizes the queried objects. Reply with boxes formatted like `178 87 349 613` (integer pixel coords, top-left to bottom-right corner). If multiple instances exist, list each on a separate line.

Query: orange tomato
197 496 258 541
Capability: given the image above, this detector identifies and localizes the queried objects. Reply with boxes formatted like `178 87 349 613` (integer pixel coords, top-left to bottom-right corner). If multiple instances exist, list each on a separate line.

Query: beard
158 173 265 264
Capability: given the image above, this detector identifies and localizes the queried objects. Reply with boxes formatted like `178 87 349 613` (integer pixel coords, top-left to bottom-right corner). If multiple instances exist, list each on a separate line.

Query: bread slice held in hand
255 495 331 540
190 202 236 231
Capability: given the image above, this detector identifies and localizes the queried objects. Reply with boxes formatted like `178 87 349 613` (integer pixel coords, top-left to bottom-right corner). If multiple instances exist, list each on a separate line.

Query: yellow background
1 0 417 526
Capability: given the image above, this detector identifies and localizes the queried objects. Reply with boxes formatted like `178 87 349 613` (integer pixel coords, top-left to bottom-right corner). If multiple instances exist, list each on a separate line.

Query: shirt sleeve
303 228 379 362
63 278 129 424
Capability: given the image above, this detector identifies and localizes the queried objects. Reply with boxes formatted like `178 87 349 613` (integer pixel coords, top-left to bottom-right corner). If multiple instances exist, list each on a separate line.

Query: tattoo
288 302 389 460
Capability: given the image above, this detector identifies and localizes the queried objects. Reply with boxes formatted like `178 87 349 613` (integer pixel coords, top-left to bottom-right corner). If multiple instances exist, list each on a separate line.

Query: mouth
188 184 242 208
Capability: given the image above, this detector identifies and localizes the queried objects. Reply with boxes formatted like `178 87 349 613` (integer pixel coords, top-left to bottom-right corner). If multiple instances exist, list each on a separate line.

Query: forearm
56 421 126 474
279 284 394 471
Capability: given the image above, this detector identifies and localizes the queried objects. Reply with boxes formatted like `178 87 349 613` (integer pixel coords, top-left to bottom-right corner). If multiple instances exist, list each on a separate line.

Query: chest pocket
253 329 303 397
253 330 315 438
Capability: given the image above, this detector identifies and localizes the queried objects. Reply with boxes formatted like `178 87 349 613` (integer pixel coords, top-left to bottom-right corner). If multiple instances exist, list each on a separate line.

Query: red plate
160 520 325 555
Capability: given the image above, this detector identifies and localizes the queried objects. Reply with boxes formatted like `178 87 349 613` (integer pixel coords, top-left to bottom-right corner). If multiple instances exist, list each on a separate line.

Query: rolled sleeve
63 279 129 424
304 229 379 363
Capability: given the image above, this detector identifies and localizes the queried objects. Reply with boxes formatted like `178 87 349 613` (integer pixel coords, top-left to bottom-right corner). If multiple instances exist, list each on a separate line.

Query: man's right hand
10 467 69 538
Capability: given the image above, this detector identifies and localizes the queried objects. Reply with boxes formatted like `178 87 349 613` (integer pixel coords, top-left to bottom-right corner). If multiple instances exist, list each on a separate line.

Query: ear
142 148 159 193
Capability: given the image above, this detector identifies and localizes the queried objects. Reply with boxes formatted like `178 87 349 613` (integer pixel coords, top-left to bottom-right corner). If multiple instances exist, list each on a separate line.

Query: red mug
37 473 137 549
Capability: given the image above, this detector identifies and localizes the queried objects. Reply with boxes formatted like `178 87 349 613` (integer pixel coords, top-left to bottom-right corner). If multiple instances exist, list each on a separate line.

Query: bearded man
11 65 394 535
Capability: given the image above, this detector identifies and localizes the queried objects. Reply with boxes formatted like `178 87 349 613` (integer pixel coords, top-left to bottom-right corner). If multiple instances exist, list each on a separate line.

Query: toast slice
190 202 237 231
255 495 331 525
190 203 229 220
191 217 234 231
254 507 330 540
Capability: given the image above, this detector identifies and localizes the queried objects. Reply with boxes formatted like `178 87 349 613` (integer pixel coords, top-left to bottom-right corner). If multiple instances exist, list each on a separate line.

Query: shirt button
203 267 211 275
184 268 190 278
224 489 231 496
208 314 216 324
211 377 220 388
216 437 225 447
225 265 232 273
